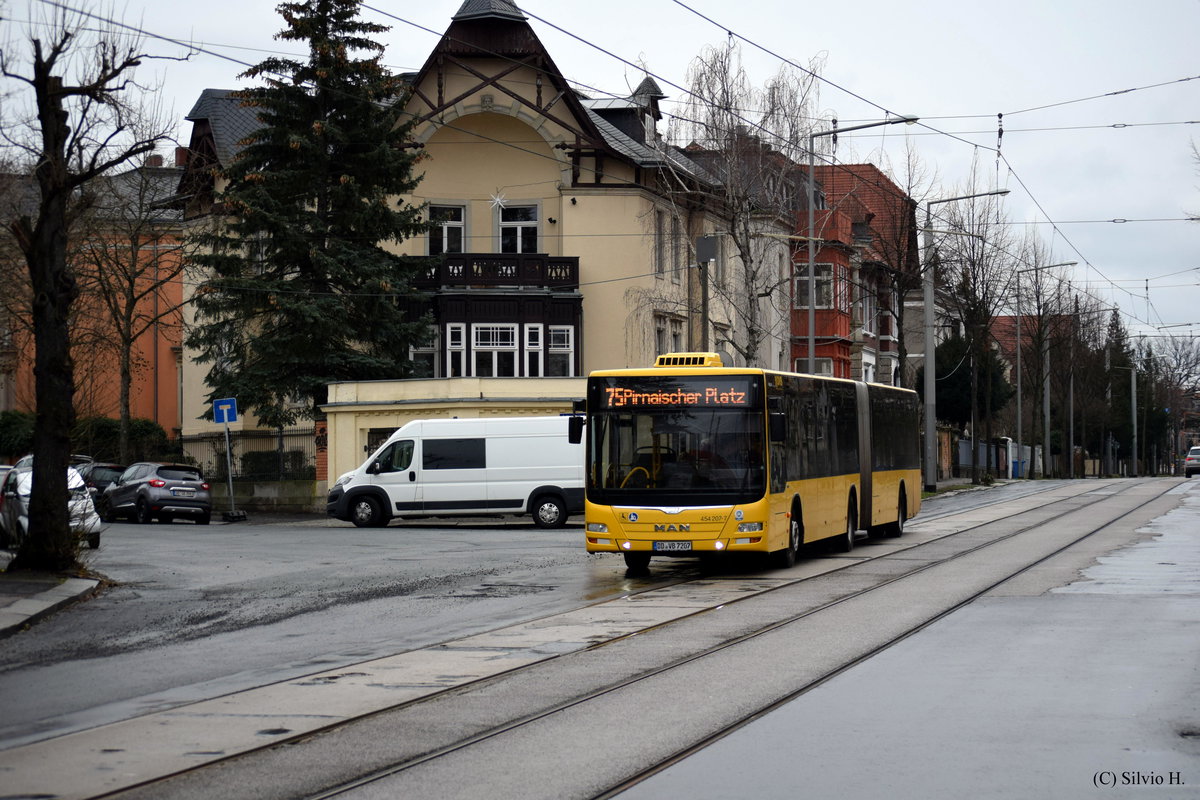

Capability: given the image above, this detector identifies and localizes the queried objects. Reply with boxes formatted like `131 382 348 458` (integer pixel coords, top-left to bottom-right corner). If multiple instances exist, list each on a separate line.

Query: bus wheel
887 491 907 538
623 552 651 572
771 515 801 569
833 499 856 553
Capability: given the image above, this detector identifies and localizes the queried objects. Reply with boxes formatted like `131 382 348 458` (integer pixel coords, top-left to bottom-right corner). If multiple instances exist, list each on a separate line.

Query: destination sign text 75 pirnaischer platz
602 385 750 408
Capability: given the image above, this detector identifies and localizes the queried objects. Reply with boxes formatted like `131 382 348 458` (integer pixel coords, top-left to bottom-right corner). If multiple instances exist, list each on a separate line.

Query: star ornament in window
489 191 508 210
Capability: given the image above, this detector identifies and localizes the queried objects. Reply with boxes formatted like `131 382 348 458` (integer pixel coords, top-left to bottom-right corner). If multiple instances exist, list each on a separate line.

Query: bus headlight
737 522 764 533
587 522 608 533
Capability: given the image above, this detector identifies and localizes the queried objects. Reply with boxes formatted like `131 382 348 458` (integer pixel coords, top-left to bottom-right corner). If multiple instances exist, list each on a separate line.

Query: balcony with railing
415 254 579 291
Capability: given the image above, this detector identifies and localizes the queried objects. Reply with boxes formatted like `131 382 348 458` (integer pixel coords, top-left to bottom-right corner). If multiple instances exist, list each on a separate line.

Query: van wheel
87 533 101 549
351 495 385 528
532 496 566 528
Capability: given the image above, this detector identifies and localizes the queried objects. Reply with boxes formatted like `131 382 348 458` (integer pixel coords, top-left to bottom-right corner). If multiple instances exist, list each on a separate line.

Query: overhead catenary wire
17 0 1181 335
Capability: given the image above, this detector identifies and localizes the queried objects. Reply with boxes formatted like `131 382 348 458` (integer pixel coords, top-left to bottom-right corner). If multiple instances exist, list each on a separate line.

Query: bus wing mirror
769 412 786 443
568 415 585 444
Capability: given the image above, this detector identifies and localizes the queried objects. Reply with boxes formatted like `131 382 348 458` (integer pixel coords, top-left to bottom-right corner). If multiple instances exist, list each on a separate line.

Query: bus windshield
587 375 765 505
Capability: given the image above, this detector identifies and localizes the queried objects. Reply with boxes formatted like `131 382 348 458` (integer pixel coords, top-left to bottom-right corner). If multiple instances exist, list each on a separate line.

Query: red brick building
801 164 920 386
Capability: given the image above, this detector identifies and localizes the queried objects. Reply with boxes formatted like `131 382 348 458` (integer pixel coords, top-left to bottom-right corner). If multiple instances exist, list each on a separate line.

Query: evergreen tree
1103 308 1135 456
188 0 430 428
918 334 1013 431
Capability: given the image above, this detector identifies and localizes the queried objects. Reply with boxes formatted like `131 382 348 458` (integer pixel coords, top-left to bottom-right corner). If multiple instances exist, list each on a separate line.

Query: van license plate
654 541 692 552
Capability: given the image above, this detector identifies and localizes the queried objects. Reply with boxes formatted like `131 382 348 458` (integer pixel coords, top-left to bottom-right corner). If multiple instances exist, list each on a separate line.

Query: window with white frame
862 287 878 335
429 205 464 256
793 263 834 309
446 323 466 378
547 326 574 376
500 205 538 253
473 323 518 377
653 313 683 355
411 327 440 377
524 324 542 376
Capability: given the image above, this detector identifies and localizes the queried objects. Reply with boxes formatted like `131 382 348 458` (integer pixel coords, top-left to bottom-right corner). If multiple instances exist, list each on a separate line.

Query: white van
327 416 584 528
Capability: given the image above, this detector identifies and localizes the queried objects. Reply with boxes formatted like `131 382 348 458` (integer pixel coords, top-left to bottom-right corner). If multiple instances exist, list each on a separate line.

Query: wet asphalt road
0 515 684 747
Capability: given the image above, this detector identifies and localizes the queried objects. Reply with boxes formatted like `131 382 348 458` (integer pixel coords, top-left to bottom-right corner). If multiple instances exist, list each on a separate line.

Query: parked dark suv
99 463 212 525
76 461 126 496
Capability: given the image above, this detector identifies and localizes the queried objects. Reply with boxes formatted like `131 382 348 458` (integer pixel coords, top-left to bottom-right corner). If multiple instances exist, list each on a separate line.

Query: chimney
145 154 164 167
175 147 189 167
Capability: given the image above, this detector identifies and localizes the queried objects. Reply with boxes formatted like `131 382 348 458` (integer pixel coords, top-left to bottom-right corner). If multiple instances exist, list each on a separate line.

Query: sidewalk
0 561 99 639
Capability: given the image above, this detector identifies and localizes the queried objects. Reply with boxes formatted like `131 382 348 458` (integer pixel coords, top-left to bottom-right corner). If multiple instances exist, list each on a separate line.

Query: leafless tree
0 5 179 570
659 40 824 367
936 164 1018 481
74 155 191 462
865 141 936 387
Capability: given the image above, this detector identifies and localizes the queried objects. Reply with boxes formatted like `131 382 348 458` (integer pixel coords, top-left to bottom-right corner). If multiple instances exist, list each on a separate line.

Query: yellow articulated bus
569 352 921 571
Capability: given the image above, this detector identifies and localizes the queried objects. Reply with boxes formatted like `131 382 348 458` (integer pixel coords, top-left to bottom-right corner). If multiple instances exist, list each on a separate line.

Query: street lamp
921 189 1009 493
806 114 919 374
1014 261 1075 479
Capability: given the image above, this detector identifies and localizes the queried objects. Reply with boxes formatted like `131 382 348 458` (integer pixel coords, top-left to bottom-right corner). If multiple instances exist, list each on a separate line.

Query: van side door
369 439 420 516
419 437 486 514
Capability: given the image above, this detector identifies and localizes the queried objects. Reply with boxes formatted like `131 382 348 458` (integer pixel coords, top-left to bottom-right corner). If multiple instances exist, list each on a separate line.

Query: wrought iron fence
180 427 317 482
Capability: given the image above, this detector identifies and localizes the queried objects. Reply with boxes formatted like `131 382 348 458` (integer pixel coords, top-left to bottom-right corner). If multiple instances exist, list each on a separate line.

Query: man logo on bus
654 524 691 532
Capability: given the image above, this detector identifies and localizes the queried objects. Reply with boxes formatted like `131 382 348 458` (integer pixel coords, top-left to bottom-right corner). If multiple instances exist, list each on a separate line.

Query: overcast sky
5 0 1198 342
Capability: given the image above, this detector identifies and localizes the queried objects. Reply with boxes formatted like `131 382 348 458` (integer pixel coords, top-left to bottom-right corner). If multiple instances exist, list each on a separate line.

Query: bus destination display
596 377 756 409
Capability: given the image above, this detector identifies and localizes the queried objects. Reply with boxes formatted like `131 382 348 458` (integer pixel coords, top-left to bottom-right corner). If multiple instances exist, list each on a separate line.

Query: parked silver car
1185 446 1200 478
0 465 104 550
98 462 212 525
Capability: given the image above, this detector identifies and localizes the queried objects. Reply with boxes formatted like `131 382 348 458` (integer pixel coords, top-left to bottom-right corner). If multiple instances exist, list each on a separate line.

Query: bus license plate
654 541 692 552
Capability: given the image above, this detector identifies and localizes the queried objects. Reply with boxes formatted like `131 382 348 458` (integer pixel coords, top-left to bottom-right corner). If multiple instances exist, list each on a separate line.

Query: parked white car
0 465 104 550
1185 446 1200 478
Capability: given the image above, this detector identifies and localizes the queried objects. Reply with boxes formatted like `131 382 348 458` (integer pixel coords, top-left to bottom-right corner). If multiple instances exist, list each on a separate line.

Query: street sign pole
213 399 247 522
223 420 236 514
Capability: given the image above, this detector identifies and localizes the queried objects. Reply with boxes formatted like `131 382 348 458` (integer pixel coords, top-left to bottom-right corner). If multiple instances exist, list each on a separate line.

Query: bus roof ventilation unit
654 352 725 368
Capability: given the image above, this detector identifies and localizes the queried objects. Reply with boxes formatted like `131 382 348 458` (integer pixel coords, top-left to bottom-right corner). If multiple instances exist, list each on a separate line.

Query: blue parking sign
214 398 238 424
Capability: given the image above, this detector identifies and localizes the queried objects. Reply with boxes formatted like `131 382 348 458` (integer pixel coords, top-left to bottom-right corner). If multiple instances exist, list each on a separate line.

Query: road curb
0 577 100 639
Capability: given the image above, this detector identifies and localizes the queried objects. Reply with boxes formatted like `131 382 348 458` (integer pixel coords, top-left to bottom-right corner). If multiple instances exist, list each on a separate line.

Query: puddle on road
1054 491 1200 596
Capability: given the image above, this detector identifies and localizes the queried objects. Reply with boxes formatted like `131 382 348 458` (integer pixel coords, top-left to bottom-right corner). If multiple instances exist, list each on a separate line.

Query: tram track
270 480 1168 800
598 480 1182 798
24 479 1181 800
216 480 1181 800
